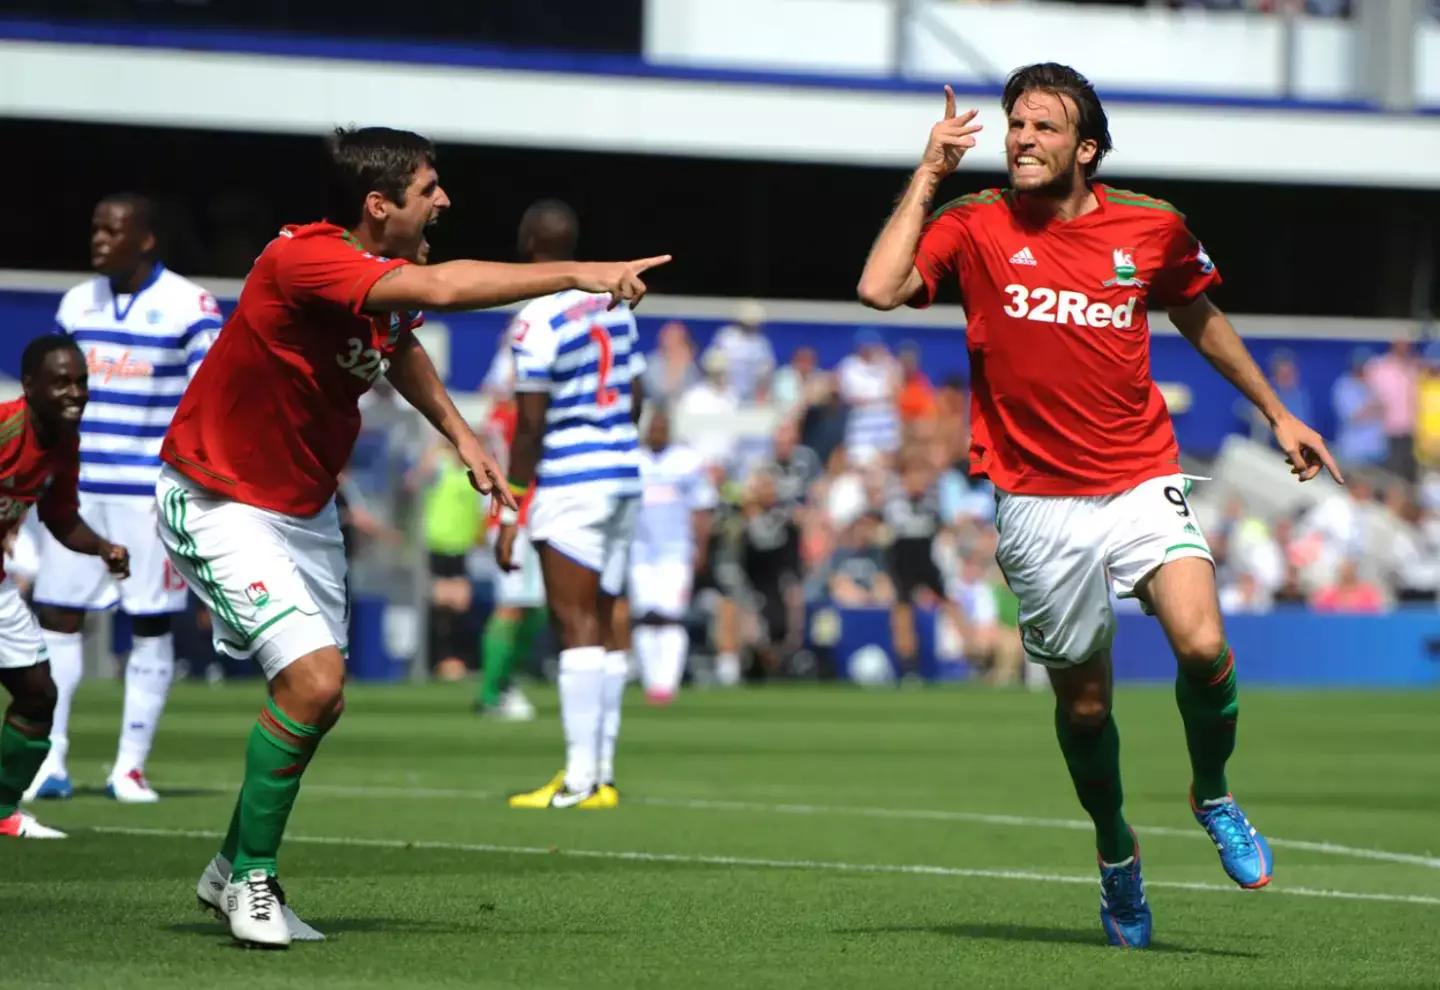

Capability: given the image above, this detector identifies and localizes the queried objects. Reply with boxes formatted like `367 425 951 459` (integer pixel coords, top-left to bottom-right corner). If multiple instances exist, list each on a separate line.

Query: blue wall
810 606 1440 688
0 286 1372 458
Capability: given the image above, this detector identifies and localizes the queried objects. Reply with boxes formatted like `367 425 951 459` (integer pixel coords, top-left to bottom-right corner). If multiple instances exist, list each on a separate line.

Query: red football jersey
912 185 1220 495
163 223 423 515
0 398 79 581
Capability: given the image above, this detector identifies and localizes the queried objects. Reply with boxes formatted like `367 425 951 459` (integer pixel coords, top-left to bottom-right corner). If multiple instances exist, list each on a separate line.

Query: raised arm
363 256 670 314
858 86 981 310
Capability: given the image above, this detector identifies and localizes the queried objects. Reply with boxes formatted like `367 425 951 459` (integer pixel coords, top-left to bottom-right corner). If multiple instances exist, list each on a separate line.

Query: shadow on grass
72 785 227 800
834 922 1259 958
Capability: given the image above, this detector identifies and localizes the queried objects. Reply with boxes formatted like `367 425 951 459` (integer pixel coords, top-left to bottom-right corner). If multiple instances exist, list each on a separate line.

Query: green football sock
231 699 324 880
513 609 548 674
219 789 242 865
1176 643 1239 804
1055 705 1134 864
479 614 520 707
0 714 51 818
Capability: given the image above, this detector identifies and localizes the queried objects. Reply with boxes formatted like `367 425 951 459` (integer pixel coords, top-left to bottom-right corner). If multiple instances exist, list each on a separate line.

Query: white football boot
197 855 325 941
497 686 537 722
224 870 292 949
106 769 160 804
0 809 67 838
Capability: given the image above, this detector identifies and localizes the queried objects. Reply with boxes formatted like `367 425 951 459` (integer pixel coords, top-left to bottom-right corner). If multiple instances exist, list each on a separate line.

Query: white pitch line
292 782 1440 870
83 825 1440 908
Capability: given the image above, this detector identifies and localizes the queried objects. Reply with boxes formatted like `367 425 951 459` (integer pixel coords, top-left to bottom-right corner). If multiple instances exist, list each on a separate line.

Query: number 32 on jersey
336 337 390 384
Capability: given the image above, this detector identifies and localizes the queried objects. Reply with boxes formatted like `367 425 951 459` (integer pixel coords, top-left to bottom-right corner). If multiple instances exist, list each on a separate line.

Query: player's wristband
498 505 520 525
506 479 528 498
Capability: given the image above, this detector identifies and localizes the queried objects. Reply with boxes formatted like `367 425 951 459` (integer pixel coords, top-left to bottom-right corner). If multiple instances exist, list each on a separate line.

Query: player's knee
35 606 83 636
272 648 347 724
552 604 599 650
131 613 171 638
1171 626 1227 670
13 668 57 724
1063 694 1112 729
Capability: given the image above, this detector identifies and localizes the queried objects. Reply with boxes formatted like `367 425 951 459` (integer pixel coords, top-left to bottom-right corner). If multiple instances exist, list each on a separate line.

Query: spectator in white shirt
705 299 776 404
676 349 741 468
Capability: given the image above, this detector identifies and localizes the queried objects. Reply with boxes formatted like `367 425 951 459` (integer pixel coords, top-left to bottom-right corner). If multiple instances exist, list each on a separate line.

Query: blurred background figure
704 300 775 404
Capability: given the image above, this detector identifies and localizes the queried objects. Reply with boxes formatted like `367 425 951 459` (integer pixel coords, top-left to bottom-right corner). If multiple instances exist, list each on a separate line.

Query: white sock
716 651 742 687
599 650 628 785
113 634 175 777
557 646 605 793
41 630 83 776
656 626 689 695
633 627 659 691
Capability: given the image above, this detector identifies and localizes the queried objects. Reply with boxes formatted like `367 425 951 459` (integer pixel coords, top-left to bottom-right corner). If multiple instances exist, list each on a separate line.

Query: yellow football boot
508 771 615 809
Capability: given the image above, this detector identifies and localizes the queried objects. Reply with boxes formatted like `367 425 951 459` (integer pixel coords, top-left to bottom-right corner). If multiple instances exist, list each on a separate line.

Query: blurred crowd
337 301 1440 682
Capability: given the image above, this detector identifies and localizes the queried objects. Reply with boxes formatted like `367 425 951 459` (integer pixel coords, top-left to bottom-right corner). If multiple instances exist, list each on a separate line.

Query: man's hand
574 256 673 310
100 541 131 579
920 86 983 180
461 440 518 511
1273 414 1344 484
494 523 519 573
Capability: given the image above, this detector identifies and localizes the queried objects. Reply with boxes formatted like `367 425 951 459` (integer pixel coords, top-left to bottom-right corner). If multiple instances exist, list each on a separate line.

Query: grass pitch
5 679 1439 989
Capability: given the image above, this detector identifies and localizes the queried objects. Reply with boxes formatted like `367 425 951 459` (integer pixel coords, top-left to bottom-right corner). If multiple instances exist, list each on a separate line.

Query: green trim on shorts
1164 542 1211 556
163 486 247 636
213 606 300 652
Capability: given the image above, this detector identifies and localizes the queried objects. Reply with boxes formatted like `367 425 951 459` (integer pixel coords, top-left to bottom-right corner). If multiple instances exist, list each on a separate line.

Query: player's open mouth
1013 156 1045 170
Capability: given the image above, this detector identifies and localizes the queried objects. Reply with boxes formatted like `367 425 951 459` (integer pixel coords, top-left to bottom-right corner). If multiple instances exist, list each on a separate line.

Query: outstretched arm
1169 294 1343 484
363 256 670 314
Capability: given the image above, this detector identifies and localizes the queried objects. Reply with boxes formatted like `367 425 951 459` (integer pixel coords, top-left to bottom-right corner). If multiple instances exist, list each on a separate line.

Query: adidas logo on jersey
1009 246 1037 266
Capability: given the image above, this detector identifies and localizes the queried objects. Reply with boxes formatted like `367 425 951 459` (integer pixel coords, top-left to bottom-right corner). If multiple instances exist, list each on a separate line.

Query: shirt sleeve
38 443 80 529
181 291 224 380
1151 216 1222 309
510 305 559 394
909 207 972 309
274 235 409 316
624 313 646 380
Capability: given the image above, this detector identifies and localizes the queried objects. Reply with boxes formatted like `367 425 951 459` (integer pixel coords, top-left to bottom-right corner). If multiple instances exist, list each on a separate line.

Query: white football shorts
527 486 639 597
629 559 694 621
0 575 47 670
33 494 188 615
155 466 348 680
994 473 1213 668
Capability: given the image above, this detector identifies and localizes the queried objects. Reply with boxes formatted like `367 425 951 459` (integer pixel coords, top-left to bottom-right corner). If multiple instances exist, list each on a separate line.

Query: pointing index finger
633 254 673 274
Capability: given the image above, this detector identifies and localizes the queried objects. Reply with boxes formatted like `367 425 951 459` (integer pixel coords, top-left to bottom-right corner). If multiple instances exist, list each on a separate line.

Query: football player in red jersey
156 127 670 949
858 63 1341 948
0 336 129 839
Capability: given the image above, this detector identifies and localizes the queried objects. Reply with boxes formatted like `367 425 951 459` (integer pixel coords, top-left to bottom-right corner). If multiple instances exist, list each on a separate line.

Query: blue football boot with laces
1191 789 1273 889
1098 831 1152 949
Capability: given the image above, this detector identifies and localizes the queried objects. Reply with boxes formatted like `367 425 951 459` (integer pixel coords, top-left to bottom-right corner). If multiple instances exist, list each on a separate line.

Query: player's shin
1055 703 1134 864
0 713 51 816
557 647 605 792
478 613 520 708
1175 642 1238 804
113 634 175 777
38 630 81 775
599 649 629 785
655 625 688 696
231 698 327 879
